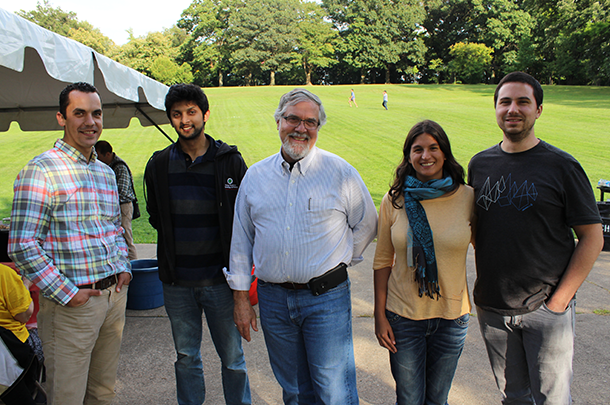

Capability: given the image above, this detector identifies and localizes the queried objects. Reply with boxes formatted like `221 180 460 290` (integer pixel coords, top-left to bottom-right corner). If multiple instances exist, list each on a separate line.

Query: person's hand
233 290 258 342
545 296 568 313
66 289 102 307
375 313 397 353
116 272 132 293
21 276 33 290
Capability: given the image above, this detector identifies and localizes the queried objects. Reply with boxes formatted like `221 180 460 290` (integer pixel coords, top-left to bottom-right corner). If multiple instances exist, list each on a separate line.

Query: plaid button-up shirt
109 155 136 205
9 139 131 305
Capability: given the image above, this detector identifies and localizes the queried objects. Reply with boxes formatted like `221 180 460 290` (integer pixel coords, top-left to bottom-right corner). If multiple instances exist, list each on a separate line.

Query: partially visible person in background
95 140 139 260
373 120 474 405
0 263 39 405
0 264 34 348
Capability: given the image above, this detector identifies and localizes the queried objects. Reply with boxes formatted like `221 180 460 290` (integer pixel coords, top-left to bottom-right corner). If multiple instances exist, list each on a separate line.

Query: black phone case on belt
308 263 347 296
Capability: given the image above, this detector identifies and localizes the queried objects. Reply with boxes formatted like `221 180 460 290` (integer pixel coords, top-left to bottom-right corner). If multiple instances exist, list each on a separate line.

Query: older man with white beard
225 88 378 404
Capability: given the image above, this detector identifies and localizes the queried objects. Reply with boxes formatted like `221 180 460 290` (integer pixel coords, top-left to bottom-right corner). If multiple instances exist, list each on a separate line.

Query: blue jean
476 301 575 405
386 311 469 405
163 282 251 405
257 279 359 405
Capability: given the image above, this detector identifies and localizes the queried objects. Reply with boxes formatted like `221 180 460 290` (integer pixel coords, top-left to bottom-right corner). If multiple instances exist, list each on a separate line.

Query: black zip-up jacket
144 135 247 285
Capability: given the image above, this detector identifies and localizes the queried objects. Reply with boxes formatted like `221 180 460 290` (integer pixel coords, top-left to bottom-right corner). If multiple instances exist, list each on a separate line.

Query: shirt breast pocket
54 185 101 223
306 198 345 233
54 186 81 221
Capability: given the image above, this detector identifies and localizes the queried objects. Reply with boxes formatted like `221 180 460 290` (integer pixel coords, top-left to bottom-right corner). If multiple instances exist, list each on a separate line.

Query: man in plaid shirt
95 140 138 260
9 82 132 405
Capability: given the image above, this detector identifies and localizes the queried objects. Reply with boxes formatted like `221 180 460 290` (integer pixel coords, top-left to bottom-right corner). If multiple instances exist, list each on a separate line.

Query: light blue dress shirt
226 147 378 291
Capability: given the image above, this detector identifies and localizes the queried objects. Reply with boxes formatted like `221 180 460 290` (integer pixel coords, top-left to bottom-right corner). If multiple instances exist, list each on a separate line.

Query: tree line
17 0 610 86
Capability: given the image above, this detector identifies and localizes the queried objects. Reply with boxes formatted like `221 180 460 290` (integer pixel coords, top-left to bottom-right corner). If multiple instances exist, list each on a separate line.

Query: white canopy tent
0 8 172 139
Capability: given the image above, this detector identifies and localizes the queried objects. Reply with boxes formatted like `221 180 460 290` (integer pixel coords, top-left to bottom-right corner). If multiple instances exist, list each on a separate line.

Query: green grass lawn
1 84 609 243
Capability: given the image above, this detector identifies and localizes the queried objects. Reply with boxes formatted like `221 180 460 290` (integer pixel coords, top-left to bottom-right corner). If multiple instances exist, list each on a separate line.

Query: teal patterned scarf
404 175 455 299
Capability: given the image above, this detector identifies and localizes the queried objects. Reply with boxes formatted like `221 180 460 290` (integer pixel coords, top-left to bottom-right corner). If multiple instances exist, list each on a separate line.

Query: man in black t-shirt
468 72 603 404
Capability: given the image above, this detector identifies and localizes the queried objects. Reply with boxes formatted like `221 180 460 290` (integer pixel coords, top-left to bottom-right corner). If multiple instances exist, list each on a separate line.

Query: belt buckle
93 274 116 290
92 277 103 290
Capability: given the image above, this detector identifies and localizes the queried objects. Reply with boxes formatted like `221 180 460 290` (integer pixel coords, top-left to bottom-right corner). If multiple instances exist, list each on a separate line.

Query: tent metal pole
136 106 174 143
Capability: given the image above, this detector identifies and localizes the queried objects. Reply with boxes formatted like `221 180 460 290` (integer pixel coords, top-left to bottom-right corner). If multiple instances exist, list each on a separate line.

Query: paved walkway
113 244 610 404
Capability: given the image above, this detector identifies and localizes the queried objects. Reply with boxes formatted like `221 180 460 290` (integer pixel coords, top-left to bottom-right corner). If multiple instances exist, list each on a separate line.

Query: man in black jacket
145 84 250 405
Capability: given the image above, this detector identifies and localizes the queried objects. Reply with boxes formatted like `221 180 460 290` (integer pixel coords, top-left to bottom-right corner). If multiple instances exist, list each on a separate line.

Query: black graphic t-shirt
468 140 600 315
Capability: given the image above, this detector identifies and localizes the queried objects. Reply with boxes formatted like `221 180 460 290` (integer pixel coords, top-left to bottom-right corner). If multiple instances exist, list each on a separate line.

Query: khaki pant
120 202 137 260
39 286 128 405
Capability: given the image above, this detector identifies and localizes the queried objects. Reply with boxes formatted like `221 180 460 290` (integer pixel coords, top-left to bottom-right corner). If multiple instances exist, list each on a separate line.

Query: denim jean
163 282 251 405
476 300 575 405
257 279 359 405
386 310 469 405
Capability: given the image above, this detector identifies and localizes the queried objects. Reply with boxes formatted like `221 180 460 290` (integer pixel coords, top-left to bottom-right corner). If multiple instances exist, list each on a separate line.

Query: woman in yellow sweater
373 120 475 405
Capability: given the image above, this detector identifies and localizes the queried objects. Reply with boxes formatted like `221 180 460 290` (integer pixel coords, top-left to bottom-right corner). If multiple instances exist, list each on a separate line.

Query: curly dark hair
164 83 209 121
389 120 465 209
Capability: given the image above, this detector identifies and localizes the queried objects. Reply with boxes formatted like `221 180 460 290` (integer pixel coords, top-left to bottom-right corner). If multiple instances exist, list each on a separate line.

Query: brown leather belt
78 274 118 290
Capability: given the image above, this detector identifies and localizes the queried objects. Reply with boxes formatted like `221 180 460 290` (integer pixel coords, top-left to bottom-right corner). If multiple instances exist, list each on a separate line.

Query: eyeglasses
281 115 319 130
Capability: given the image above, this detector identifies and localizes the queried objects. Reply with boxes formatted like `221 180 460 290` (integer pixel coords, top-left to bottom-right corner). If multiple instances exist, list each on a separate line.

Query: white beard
282 132 311 161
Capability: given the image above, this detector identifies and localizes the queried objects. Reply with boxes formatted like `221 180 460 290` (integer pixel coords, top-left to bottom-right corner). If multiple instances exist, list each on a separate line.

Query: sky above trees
1 0 191 44
10 0 610 87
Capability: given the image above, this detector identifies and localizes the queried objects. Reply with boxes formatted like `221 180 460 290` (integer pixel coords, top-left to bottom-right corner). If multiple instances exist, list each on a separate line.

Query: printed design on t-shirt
477 173 537 211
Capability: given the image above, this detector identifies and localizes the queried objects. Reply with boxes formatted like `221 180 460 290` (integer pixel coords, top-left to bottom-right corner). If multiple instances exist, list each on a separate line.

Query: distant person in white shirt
225 88 377 404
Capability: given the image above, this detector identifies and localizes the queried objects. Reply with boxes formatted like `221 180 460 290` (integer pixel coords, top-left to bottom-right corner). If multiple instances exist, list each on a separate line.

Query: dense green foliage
324 0 427 84
1 85 609 242
15 0 610 86
449 43 494 84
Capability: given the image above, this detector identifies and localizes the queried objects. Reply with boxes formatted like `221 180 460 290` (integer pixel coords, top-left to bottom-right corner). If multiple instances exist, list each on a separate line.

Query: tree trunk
305 68 312 86
218 71 223 87
270 71 276 86
385 65 390 84
245 72 252 86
